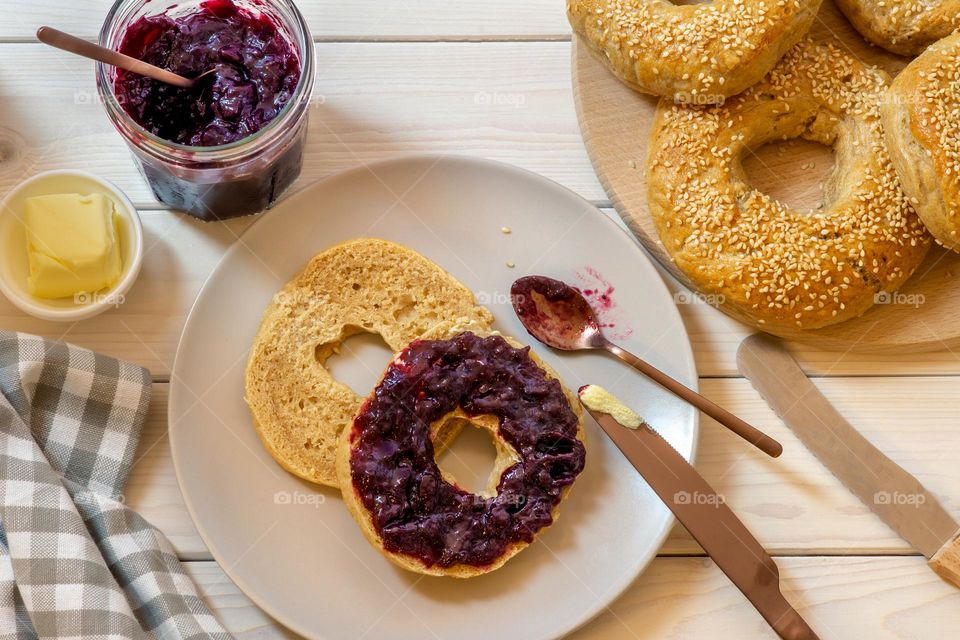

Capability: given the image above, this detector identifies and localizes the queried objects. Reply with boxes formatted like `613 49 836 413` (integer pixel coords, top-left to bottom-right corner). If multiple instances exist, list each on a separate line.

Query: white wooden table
3 2 960 638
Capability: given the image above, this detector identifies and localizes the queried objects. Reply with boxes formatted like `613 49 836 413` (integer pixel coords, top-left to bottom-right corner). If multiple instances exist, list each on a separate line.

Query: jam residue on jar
349 332 586 569
115 0 302 146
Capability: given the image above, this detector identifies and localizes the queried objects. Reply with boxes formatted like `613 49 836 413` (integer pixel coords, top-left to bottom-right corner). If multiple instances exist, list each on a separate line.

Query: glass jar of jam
96 0 315 221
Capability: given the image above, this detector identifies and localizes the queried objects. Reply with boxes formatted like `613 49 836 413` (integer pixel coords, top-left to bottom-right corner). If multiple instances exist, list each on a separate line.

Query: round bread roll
835 0 960 56
646 39 930 330
244 239 493 488
567 0 822 104
882 31 960 251
336 322 586 578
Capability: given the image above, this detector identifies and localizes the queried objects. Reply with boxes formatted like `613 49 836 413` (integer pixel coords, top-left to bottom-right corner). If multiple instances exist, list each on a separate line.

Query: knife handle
929 529 960 588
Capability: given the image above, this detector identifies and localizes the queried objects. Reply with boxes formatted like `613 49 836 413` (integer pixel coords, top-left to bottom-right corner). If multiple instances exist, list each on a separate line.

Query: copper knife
737 334 960 588
580 399 819 640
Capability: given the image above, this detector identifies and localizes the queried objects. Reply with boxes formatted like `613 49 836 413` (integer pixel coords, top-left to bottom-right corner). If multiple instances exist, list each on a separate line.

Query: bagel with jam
244 239 493 488
646 39 930 330
836 0 960 55
337 321 587 577
567 0 822 104
882 31 960 251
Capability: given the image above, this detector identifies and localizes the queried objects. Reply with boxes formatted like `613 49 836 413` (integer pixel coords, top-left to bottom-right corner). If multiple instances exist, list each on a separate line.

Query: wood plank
2 42 958 376
0 1 571 42
185 556 960 639
659 264 960 377
0 211 256 375
3 205 960 377
129 377 960 560
0 42 600 206
663 376 960 555
571 556 960 640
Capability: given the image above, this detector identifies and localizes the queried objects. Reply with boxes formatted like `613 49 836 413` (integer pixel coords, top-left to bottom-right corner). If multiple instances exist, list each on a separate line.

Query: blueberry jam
349 332 586 568
115 0 301 146
511 275 599 346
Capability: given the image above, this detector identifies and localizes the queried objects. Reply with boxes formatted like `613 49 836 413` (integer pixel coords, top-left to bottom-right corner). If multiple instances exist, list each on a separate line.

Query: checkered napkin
0 332 229 639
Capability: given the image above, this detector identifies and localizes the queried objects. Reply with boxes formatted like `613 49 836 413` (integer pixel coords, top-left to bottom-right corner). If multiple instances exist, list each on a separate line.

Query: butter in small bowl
25 193 123 299
0 171 143 322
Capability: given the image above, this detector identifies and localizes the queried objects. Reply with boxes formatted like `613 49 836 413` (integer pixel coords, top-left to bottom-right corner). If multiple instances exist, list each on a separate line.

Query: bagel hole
319 328 393 396
743 139 836 213
435 417 503 497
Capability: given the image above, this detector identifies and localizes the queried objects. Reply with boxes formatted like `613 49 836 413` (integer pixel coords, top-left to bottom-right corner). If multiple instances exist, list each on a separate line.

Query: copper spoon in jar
511 275 782 458
37 26 215 89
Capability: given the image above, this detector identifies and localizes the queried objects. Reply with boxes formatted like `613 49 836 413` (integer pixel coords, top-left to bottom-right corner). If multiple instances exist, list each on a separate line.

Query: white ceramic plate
169 155 698 640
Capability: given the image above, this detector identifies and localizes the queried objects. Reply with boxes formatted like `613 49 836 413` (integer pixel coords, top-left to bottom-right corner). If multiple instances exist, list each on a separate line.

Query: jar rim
95 0 315 162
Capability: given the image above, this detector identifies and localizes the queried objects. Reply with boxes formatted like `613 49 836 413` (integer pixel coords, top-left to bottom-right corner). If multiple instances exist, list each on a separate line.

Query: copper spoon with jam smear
37 26 215 89
511 276 782 458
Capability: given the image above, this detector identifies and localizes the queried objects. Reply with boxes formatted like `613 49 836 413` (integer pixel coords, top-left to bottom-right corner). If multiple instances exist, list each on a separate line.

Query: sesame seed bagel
646 39 930 330
567 0 822 104
882 31 960 251
835 0 960 56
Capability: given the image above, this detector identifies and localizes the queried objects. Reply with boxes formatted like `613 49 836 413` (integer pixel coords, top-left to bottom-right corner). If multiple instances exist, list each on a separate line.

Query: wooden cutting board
572 0 960 353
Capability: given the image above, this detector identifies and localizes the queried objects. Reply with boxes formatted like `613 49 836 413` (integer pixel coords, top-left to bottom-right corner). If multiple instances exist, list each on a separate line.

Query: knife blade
737 333 960 588
581 401 819 640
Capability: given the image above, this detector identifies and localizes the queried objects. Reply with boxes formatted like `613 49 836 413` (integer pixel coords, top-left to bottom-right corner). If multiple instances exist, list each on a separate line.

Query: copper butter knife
579 391 819 640
737 334 960 588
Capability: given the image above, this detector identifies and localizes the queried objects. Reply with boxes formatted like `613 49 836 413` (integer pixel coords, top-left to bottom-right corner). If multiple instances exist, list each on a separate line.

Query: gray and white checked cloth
0 331 229 639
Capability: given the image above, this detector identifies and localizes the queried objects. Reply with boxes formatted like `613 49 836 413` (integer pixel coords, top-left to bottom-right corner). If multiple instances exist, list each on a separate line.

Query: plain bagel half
244 239 493 488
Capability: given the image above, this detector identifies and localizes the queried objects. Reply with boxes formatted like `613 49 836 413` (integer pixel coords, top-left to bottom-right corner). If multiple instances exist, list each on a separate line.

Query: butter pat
579 385 644 429
25 193 123 299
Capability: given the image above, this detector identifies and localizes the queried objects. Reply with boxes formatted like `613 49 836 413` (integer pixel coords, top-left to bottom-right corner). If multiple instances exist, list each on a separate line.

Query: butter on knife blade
736 334 960 589
578 384 644 428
